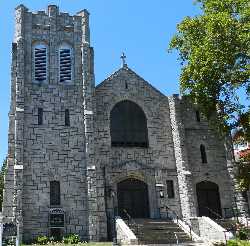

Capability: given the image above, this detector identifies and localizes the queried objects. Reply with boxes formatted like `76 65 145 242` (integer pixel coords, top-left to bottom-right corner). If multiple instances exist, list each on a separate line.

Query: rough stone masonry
2 4 249 243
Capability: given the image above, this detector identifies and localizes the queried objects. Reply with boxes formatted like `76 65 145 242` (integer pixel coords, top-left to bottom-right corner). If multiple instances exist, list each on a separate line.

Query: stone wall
181 98 235 217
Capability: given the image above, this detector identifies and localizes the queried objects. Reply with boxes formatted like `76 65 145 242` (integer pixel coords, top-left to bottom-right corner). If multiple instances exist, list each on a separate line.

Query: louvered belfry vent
59 48 72 83
34 47 47 82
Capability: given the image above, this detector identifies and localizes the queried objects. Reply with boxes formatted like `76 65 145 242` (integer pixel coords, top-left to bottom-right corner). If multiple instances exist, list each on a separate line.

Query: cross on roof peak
120 52 127 67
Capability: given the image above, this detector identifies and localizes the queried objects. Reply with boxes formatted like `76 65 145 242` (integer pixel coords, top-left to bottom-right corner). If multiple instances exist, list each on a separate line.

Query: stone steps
127 218 195 245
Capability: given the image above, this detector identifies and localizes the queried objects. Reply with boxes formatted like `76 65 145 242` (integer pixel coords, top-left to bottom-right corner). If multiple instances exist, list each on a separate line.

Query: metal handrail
205 206 223 220
164 206 193 241
123 209 139 235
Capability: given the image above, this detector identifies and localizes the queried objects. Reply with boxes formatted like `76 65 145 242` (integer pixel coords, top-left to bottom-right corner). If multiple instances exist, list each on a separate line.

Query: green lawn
26 243 112 246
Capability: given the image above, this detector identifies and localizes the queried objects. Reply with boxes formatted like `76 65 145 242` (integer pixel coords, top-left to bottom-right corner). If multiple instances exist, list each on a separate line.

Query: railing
205 206 237 242
122 209 139 235
205 207 223 220
161 206 193 241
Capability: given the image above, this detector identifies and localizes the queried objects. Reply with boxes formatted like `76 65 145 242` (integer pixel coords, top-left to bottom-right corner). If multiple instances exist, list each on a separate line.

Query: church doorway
196 181 222 218
117 178 149 218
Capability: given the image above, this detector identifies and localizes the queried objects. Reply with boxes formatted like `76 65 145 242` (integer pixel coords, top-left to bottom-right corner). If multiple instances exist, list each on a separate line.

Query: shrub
227 240 250 246
237 228 248 240
63 234 80 244
35 235 49 245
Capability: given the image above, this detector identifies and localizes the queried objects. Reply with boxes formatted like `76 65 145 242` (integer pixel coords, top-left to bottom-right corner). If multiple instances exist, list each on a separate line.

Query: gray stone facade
2 5 246 243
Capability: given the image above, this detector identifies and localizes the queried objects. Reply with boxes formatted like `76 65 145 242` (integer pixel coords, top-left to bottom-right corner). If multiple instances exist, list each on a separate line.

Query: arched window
59 43 73 83
110 100 148 147
33 43 47 83
200 144 207 163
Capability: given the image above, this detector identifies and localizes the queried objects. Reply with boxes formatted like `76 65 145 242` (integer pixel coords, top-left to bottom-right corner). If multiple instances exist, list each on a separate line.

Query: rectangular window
34 46 47 82
65 109 70 126
38 108 43 125
166 180 175 198
195 110 200 122
50 181 60 206
59 48 71 83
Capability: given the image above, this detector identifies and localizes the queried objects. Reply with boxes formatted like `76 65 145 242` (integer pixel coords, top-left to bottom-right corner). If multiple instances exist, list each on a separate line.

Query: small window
196 110 200 122
34 44 47 83
38 108 43 125
50 181 60 206
59 44 72 83
65 109 70 126
200 144 207 163
166 180 175 198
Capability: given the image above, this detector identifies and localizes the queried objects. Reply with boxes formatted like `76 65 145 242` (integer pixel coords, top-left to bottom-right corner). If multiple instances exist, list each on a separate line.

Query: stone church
2 4 247 243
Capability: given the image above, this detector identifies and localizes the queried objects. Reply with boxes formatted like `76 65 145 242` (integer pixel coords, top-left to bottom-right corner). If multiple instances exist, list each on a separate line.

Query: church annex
2 5 247 243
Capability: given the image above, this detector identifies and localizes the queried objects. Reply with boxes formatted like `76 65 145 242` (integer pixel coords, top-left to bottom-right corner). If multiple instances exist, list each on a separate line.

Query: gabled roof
96 65 167 98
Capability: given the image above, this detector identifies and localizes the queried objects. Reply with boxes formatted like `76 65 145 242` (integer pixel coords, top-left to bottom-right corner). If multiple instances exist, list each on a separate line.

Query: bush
35 235 49 245
227 240 250 246
62 234 80 244
237 228 248 240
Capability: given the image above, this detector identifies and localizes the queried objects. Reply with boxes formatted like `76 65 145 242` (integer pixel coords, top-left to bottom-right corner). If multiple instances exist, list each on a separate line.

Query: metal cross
120 52 127 67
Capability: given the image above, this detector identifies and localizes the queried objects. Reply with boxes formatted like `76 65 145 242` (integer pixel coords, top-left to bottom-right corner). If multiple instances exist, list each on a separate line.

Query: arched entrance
117 178 149 218
196 181 222 218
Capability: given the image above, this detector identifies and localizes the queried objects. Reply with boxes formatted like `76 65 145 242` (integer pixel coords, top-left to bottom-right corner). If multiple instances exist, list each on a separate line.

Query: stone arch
196 181 222 218
117 177 150 218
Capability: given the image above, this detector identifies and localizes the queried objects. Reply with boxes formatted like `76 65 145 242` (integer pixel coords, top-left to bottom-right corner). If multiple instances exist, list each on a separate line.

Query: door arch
117 178 149 218
196 181 222 218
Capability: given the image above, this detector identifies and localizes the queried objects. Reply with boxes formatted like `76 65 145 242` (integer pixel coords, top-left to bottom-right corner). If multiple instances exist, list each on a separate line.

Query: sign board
2 223 17 238
49 208 65 228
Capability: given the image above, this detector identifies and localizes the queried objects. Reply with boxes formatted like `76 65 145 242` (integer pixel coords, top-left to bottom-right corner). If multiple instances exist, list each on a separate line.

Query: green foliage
227 239 250 246
0 158 7 211
35 235 49 245
169 0 250 133
237 160 250 190
62 234 80 244
236 227 249 240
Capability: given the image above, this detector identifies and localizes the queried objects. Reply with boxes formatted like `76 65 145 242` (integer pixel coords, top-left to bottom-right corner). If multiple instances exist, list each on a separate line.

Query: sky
0 0 202 164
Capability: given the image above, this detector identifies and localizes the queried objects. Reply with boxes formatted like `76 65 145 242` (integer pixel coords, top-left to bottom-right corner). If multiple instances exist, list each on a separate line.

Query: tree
169 0 250 134
0 158 7 210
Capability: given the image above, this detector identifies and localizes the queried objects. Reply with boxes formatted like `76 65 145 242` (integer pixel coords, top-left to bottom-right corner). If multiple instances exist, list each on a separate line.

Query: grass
23 243 112 246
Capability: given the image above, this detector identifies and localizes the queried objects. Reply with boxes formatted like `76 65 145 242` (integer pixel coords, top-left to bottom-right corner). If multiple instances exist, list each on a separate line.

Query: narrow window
38 108 43 125
59 45 72 83
200 144 207 163
166 180 175 198
196 110 200 122
50 181 60 206
34 44 47 83
125 81 128 89
65 109 70 126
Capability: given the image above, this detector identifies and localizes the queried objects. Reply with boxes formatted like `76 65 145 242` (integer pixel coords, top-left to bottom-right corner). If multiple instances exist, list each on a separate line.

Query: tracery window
110 100 148 147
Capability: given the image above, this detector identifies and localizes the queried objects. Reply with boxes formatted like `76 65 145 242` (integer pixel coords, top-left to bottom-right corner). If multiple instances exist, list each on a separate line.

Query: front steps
126 219 196 245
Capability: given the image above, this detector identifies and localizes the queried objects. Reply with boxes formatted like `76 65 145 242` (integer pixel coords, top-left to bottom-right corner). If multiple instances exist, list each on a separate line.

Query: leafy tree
0 158 7 210
169 0 250 134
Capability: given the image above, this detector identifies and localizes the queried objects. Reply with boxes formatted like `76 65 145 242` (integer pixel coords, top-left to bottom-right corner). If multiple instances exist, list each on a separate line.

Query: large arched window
110 100 148 147
33 43 48 83
59 43 73 83
200 144 207 163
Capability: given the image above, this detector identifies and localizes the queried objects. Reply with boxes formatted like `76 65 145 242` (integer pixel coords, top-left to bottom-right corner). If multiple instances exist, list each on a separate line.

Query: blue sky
0 1 201 164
